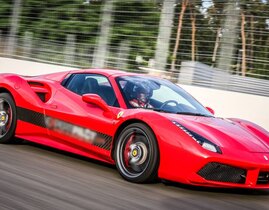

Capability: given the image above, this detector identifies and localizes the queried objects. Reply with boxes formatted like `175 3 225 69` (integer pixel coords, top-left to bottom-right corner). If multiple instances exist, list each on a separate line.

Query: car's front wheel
0 93 18 144
115 123 159 183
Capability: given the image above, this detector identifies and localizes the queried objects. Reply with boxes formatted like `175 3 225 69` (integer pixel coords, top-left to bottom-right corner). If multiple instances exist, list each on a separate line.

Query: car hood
164 113 269 153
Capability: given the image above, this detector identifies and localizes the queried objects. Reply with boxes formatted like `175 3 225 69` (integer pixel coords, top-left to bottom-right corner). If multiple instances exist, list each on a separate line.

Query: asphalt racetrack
0 141 269 210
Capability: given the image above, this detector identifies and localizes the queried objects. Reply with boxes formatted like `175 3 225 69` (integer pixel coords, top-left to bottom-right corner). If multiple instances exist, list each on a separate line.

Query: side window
63 74 119 107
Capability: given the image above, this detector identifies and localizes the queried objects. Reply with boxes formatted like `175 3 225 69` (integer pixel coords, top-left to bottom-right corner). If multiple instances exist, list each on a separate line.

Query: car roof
34 69 141 82
74 69 139 78
38 68 156 83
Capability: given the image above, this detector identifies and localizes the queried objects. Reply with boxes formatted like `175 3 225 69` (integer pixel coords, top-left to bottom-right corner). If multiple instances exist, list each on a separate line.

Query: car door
44 73 121 162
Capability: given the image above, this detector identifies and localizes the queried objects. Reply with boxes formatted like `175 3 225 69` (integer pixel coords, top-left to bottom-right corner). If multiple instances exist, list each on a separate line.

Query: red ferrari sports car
0 69 269 188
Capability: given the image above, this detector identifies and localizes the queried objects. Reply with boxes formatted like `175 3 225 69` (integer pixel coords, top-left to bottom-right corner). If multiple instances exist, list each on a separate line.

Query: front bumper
186 153 269 189
158 144 269 189
192 161 269 189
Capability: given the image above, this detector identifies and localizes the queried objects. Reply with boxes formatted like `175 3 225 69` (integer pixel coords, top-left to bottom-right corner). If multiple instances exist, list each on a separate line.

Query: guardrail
179 61 269 97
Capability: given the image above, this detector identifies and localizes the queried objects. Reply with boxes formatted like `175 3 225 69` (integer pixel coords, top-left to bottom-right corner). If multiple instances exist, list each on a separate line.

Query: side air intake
197 162 246 184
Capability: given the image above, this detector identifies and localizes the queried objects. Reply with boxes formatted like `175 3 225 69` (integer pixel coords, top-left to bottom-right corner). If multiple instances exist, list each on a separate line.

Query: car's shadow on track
161 181 269 196
15 140 269 196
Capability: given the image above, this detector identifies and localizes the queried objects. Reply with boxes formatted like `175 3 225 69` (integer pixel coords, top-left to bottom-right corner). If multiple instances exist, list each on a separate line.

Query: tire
115 123 159 183
0 93 18 144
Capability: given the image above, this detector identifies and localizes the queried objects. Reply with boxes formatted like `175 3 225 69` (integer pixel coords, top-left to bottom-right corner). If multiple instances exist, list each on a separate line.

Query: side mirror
82 94 110 112
206 107 215 115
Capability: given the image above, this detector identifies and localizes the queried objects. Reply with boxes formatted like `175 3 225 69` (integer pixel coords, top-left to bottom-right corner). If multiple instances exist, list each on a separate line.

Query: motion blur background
1 2 269 209
1 0 269 96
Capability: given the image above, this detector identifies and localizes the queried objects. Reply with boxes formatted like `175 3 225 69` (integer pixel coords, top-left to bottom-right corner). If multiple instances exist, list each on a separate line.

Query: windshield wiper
137 108 212 117
148 108 174 113
137 107 174 114
176 112 212 117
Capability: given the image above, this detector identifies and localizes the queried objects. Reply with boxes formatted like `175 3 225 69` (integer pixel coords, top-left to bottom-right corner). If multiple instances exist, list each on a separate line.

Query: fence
179 61 269 97
1 0 269 96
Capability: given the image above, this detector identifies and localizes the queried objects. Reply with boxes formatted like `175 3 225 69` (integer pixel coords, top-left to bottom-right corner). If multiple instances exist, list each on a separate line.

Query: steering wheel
160 100 179 109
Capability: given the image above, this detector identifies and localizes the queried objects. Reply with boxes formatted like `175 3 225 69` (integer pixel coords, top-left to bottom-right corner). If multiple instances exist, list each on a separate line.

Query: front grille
197 162 246 184
257 172 269 185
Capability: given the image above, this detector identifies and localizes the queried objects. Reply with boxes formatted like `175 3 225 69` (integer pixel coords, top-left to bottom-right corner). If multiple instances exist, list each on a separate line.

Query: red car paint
1 69 269 189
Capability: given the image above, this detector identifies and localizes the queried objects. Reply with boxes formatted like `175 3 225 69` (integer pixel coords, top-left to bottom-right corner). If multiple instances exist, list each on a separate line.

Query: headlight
172 121 222 154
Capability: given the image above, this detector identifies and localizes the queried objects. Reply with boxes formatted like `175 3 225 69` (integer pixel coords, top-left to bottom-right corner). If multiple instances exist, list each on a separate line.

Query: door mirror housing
82 94 110 112
206 106 215 115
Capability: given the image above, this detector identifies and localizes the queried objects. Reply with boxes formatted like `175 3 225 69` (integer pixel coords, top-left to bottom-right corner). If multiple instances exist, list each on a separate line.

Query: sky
202 0 213 8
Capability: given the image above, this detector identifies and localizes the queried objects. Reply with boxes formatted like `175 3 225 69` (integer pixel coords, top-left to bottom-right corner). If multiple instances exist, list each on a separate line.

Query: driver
129 83 153 108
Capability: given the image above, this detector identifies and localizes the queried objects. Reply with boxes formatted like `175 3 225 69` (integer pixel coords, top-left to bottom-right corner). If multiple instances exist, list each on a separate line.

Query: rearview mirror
206 107 215 115
82 94 110 112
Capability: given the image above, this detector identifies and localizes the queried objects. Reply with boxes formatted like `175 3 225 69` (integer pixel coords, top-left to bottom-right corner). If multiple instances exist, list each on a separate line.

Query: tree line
1 0 269 80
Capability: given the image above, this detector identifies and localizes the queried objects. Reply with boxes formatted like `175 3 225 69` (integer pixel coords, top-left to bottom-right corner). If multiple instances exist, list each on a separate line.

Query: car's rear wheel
115 123 159 183
0 93 18 144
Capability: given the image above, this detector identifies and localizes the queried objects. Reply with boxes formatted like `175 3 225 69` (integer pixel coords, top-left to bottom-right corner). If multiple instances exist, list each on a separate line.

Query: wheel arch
0 87 16 104
0 87 12 94
111 119 158 160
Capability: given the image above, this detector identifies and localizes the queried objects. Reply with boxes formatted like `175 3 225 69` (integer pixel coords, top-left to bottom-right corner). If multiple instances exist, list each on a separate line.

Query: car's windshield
116 75 213 117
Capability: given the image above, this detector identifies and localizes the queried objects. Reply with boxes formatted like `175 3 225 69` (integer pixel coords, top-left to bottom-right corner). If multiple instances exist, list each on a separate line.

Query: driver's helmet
134 82 152 104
